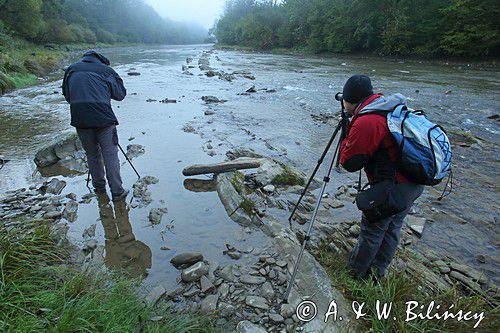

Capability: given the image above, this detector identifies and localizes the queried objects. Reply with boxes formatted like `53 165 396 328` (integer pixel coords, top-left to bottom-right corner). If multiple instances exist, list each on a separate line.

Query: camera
335 92 343 102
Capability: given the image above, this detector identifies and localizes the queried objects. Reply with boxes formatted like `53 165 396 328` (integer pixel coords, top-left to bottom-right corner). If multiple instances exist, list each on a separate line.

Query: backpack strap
392 104 407 118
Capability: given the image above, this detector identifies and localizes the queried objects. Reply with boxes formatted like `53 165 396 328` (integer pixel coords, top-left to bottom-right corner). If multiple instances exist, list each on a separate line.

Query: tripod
283 98 349 303
86 143 141 189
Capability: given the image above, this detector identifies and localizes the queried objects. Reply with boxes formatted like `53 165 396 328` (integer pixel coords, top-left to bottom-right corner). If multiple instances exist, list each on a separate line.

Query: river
0 44 498 288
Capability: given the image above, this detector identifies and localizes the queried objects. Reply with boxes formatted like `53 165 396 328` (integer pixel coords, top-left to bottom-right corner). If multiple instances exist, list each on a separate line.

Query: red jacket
339 94 409 184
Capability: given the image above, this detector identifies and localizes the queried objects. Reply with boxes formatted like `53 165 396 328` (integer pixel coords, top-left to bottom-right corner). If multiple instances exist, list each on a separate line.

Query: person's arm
339 115 386 172
62 68 71 103
108 70 127 101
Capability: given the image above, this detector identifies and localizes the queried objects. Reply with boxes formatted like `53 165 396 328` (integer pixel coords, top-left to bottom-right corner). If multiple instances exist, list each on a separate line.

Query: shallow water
0 44 498 287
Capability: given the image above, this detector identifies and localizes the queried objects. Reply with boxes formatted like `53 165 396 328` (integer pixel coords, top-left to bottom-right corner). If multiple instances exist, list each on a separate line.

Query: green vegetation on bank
0 221 216 332
0 0 209 94
315 244 499 332
215 0 500 58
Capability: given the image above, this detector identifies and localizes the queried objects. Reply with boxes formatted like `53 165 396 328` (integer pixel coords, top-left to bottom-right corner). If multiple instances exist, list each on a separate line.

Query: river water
0 44 498 288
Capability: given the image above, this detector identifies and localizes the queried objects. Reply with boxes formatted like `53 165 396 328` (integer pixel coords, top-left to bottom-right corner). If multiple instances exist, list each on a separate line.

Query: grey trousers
349 182 424 278
76 125 124 196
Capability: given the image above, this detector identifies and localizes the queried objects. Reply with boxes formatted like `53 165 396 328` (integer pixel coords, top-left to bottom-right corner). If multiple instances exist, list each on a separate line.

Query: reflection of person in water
97 194 152 278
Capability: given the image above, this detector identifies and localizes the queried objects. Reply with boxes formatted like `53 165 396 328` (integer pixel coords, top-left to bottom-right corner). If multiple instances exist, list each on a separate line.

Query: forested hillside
215 0 500 57
0 0 207 45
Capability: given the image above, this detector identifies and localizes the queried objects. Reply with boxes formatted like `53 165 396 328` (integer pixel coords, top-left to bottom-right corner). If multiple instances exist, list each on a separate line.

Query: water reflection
97 194 152 278
183 178 217 192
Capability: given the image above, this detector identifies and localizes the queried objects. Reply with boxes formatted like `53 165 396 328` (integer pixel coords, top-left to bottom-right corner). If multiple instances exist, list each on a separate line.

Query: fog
146 0 226 29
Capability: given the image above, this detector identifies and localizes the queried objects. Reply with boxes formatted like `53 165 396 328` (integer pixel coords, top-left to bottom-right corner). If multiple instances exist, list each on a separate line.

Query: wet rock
126 144 145 159
240 275 266 285
201 96 227 104
171 252 204 269
269 313 284 324
182 70 194 76
66 193 77 201
218 265 236 282
82 224 97 238
148 207 168 225
449 262 487 284
280 304 295 318
445 90 452 94
127 72 141 76
182 124 196 133
34 132 82 168
226 251 242 260
322 197 344 209
83 239 97 251
200 294 219 313
406 216 426 237
262 185 275 194
237 321 267 333
160 98 177 104
45 178 67 195
146 285 166 305
475 254 486 264
243 75 256 80
260 281 275 298
146 98 157 102
181 262 209 282
186 57 193 63
44 210 63 219
204 110 215 116
200 275 215 293
246 86 257 93
63 200 78 222
245 296 269 310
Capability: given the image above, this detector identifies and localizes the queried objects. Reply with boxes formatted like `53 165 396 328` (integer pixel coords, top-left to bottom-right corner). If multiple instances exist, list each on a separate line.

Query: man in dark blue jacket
63 51 128 201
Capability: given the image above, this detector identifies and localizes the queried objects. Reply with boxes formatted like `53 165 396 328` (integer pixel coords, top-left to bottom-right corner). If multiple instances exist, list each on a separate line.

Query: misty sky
146 0 226 29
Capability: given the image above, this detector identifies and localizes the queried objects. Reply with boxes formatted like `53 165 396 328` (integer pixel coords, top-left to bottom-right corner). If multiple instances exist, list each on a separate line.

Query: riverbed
0 44 498 288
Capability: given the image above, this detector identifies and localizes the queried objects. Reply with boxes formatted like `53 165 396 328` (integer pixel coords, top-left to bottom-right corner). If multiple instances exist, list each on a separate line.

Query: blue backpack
387 105 452 187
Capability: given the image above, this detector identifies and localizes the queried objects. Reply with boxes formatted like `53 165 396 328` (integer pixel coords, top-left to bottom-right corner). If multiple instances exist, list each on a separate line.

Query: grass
314 244 499 333
272 166 305 186
231 171 245 194
0 221 216 333
240 197 256 216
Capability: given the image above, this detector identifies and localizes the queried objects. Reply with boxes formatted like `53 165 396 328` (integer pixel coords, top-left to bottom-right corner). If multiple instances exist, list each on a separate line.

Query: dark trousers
349 182 424 278
76 125 124 196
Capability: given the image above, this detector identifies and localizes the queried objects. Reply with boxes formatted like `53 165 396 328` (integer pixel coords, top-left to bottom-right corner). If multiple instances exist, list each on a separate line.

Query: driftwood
182 159 261 177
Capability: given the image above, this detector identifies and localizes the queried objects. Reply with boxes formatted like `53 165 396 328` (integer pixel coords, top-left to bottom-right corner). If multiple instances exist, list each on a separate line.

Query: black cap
342 75 373 103
82 50 110 66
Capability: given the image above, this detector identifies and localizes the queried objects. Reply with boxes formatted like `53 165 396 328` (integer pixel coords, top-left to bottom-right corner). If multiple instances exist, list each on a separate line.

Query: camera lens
335 93 343 101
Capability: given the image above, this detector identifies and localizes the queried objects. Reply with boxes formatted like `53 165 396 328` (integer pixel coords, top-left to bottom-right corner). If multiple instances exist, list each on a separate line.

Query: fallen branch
182 158 261 176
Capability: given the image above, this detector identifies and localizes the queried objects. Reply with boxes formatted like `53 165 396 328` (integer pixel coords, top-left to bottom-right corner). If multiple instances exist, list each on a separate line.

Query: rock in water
170 252 204 269
45 178 66 195
127 72 141 76
236 321 267 333
201 96 227 104
181 262 209 282
148 207 168 225
126 144 145 159
63 200 78 222
34 132 82 168
200 275 215 293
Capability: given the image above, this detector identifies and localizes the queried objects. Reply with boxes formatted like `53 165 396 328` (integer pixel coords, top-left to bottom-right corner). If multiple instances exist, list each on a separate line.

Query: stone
44 210 62 219
218 265 236 282
84 239 97 251
260 281 275 299
200 275 215 293
63 200 78 222
34 132 81 168
200 294 219 313
263 185 275 193
348 224 360 237
204 110 215 116
240 275 266 285
269 313 284 323
82 224 96 238
226 251 242 260
148 207 168 225
449 262 487 284
146 285 166 305
181 262 209 282
127 72 141 76
46 178 67 195
201 96 226 104
236 320 267 333
126 144 145 159
280 304 295 318
218 283 230 298
245 296 269 310
406 216 426 237
170 252 204 269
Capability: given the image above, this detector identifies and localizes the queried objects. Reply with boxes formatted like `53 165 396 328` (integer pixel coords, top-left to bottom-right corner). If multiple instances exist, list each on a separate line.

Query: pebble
240 275 266 285
245 296 269 310
171 252 203 269
181 262 209 282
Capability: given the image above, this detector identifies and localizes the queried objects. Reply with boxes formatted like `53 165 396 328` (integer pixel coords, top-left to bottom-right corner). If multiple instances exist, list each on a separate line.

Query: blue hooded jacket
62 51 126 129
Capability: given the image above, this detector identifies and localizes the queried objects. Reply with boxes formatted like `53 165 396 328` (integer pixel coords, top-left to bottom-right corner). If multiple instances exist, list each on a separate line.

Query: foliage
0 0 208 45
0 221 216 332
215 0 500 57
272 165 305 186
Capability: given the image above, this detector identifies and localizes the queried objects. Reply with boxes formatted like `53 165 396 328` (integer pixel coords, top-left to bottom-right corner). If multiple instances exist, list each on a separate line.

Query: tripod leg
288 121 343 223
118 143 141 180
283 137 342 303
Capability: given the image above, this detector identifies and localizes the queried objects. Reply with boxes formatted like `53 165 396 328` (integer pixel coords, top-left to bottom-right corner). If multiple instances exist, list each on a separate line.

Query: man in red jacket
339 75 424 279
